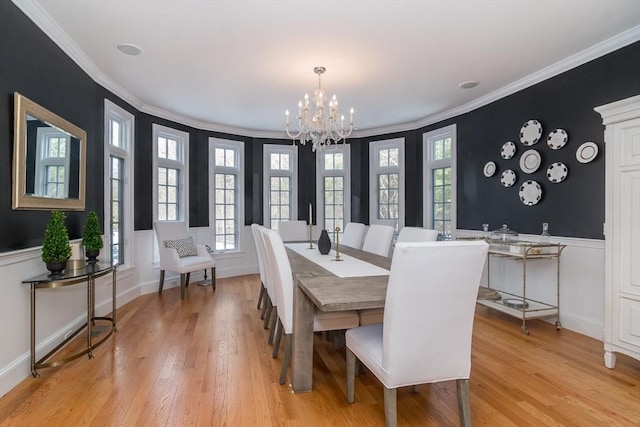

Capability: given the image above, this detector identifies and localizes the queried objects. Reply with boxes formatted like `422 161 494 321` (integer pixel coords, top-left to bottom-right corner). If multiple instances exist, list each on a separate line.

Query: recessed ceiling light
459 81 479 89
117 43 143 56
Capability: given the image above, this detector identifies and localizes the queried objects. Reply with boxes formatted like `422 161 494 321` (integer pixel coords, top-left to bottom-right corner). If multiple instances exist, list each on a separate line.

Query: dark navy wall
1 0 639 253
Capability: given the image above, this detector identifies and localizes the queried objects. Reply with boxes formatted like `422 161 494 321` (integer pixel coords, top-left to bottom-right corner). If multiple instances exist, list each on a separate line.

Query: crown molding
13 0 640 139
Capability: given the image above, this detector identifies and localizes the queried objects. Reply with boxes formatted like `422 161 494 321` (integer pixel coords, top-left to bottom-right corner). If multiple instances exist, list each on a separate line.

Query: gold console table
22 262 117 377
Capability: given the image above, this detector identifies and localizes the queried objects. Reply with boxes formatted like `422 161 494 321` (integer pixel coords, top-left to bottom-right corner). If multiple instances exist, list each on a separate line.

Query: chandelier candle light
285 66 354 152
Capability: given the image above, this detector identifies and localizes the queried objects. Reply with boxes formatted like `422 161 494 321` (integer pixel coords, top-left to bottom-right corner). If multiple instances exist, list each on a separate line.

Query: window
153 124 189 223
35 128 70 198
423 124 456 238
316 145 350 241
209 138 244 251
104 99 134 266
370 138 405 231
264 145 298 229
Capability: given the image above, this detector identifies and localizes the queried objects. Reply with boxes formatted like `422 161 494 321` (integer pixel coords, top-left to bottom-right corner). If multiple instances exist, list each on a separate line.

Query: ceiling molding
13 0 640 140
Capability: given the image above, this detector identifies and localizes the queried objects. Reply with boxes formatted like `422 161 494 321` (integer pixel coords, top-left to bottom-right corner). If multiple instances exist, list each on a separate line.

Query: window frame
316 144 351 241
263 144 298 229
152 124 189 224
209 137 245 253
423 124 457 238
369 138 405 231
104 99 135 267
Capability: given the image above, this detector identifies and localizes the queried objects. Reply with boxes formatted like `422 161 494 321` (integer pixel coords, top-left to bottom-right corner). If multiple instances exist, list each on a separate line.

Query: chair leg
346 348 356 403
257 283 265 309
158 270 165 293
272 318 283 358
180 273 186 299
211 267 216 291
268 307 278 345
332 329 346 349
279 333 292 385
185 272 190 287
261 294 270 320
383 387 398 427
263 299 272 328
456 379 472 427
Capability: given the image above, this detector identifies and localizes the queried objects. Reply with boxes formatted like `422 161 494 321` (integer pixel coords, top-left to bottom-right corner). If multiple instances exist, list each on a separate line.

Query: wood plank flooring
1 274 638 426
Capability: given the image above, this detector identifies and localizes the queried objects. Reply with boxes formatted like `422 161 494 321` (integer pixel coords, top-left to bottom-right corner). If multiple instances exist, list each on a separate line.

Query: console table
22 262 117 377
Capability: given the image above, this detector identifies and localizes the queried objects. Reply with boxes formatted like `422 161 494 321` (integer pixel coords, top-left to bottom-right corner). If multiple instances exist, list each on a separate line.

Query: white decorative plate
483 161 497 177
519 149 541 174
519 180 543 206
546 162 568 183
501 141 516 159
519 120 543 146
500 169 517 187
547 128 568 150
576 142 598 163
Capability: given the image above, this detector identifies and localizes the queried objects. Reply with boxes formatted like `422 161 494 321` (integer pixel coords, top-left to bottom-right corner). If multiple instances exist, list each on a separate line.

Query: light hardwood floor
1 274 639 426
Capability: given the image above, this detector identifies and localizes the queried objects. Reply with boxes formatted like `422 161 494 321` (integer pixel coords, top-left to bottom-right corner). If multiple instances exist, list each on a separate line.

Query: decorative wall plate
547 128 568 150
519 149 541 174
501 141 517 159
519 120 543 146
519 180 543 206
576 142 598 163
483 161 497 177
500 169 517 187
546 162 568 183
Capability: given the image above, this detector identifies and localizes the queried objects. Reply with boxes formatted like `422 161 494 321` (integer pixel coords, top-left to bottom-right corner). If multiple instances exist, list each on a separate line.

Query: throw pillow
163 236 198 258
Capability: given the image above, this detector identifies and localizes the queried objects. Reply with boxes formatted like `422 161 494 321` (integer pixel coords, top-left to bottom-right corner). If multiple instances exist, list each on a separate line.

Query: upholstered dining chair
362 224 395 257
254 225 279 342
262 228 360 384
341 222 366 249
154 221 216 299
251 224 268 311
396 226 439 243
345 241 488 427
277 220 309 242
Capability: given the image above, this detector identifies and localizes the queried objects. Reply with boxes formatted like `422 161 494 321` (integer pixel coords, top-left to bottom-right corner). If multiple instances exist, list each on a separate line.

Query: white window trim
263 144 298 228
104 99 135 267
369 138 405 229
316 144 351 234
423 124 457 234
208 137 245 253
35 128 70 198
152 124 189 224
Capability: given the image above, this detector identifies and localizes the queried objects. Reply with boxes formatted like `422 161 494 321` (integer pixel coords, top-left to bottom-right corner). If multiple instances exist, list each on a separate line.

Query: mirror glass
13 92 86 210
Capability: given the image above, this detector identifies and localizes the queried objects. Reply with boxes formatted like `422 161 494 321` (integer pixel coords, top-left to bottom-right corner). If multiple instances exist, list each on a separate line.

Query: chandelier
284 66 355 151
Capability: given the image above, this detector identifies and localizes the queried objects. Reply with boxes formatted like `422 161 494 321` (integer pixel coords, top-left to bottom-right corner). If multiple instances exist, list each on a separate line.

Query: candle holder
332 227 344 262
308 224 314 249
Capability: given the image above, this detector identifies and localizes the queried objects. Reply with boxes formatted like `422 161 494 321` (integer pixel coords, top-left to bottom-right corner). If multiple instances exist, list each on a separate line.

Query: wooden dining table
286 243 392 393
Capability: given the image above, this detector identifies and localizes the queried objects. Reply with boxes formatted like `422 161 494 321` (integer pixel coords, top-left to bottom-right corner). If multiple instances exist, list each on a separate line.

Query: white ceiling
14 0 640 138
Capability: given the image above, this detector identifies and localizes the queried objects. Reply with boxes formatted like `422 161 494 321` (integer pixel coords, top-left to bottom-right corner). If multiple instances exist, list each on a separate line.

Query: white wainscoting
0 226 600 397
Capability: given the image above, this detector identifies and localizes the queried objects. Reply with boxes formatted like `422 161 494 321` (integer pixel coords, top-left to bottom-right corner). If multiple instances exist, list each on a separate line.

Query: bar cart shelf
477 241 566 335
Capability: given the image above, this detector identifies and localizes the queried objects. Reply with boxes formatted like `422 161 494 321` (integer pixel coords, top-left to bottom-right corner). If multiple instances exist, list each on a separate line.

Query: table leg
112 267 118 332
30 283 39 378
87 276 94 359
292 276 315 393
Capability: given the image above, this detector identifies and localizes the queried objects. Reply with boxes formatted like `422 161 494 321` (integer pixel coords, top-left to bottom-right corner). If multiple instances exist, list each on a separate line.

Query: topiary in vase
42 211 72 274
82 211 103 261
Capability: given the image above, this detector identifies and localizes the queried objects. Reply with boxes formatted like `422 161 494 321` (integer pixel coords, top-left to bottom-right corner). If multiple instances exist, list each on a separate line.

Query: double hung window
316 145 350 241
209 138 244 251
369 138 405 231
153 124 188 223
423 124 456 238
264 145 298 229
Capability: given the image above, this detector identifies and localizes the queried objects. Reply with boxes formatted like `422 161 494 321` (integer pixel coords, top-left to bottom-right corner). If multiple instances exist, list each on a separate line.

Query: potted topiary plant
82 211 103 261
41 211 72 275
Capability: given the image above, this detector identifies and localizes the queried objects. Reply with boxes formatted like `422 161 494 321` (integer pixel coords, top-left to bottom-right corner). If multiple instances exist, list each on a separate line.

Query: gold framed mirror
12 92 86 210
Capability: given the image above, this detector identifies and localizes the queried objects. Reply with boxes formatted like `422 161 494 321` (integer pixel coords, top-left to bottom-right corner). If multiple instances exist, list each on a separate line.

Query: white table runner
286 243 390 278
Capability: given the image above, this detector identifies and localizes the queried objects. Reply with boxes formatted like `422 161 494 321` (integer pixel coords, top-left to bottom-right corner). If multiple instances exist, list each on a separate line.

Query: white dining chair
254 226 279 343
341 222 366 249
346 241 488 427
251 224 267 311
262 229 360 384
362 224 395 257
396 227 439 243
277 220 309 242
154 221 216 299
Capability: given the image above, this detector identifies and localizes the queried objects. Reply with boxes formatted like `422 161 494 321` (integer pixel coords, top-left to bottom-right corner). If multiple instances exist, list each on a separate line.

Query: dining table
285 242 392 393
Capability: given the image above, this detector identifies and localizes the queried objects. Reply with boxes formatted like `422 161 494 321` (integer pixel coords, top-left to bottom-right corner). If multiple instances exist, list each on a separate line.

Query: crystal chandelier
284 66 354 151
